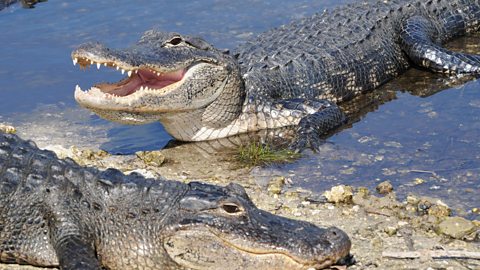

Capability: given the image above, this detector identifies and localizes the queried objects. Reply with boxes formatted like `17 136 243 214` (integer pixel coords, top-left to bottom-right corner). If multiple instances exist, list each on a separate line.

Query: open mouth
73 56 186 98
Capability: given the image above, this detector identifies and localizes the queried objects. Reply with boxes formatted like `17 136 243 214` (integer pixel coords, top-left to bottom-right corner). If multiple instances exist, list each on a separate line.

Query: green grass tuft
236 142 301 166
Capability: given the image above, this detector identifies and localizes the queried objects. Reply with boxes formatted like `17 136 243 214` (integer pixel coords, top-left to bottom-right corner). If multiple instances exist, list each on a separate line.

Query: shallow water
1 1 479 217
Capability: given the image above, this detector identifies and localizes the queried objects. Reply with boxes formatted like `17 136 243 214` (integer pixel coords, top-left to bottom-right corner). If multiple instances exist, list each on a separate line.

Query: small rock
417 199 432 215
436 216 476 239
323 185 353 204
136 151 166 167
384 226 398 236
376 181 393 195
413 178 425 185
406 194 419 205
0 123 16 134
356 186 370 198
428 204 451 218
267 176 285 195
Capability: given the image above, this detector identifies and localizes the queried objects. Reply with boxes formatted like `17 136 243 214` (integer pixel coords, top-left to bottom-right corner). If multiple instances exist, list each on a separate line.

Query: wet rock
415 197 451 217
413 177 425 185
136 151 166 167
427 204 451 218
436 217 476 239
267 176 285 195
376 181 393 195
0 123 16 134
323 185 353 204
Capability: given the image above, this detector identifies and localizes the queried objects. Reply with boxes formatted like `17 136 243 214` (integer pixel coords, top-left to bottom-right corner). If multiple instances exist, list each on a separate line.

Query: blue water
0 0 479 217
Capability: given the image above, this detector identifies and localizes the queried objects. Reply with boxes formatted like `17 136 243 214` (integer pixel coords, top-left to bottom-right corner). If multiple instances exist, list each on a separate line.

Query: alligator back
0 133 61 265
0 132 188 267
237 0 480 102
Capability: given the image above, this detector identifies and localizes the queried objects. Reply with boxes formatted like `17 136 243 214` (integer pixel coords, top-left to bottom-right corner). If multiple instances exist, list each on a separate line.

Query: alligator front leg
274 99 345 151
47 207 101 270
400 15 480 74
53 234 101 270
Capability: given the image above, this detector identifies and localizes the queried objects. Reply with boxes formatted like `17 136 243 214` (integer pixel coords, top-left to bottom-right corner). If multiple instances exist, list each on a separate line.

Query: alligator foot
401 15 480 74
279 99 345 152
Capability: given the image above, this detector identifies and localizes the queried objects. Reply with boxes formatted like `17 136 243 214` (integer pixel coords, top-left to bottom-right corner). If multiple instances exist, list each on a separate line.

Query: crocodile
72 0 480 150
0 132 351 270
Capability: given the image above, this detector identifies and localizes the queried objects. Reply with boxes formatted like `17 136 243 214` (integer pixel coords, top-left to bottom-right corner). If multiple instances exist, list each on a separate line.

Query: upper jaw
71 41 219 75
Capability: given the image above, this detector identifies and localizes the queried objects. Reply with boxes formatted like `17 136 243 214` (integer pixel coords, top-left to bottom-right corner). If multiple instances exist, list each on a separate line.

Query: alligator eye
168 37 183 46
221 203 243 214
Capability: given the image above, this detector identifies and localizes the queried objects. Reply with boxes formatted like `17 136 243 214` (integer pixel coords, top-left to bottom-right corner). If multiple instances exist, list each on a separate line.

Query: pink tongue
138 69 184 88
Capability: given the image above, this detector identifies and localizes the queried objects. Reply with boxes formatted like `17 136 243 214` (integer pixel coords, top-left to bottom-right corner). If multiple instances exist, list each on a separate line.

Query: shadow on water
0 1 479 218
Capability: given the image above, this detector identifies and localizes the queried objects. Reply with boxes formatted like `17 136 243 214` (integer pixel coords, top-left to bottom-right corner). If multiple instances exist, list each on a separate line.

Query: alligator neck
158 72 246 141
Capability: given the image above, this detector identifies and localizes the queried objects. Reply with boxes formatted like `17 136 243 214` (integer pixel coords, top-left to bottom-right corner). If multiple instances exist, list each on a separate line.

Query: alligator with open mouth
72 0 480 149
0 132 351 269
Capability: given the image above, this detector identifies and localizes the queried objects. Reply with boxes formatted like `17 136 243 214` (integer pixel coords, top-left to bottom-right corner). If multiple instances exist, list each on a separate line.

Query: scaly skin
72 0 480 150
0 132 351 269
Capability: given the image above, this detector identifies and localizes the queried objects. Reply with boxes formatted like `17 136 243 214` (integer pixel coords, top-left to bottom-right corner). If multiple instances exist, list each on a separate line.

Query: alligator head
72 29 245 140
163 182 351 270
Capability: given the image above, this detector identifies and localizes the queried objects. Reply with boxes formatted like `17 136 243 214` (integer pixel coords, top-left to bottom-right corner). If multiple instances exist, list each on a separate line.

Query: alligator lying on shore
72 0 480 149
0 132 351 270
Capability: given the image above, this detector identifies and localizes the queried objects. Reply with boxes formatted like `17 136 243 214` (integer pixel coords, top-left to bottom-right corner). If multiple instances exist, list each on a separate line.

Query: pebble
267 176 285 195
413 177 425 185
384 226 398 236
0 123 16 134
323 185 353 203
136 150 166 167
376 181 393 194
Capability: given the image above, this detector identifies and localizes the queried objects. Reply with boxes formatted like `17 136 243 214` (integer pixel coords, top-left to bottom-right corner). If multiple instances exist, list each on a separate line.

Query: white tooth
134 70 138 73
139 86 144 91
97 63 101 69
128 71 132 77
90 60 94 64
116 66 120 70
104 63 108 67
75 84 81 91
73 58 78 66
121 69 125 74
